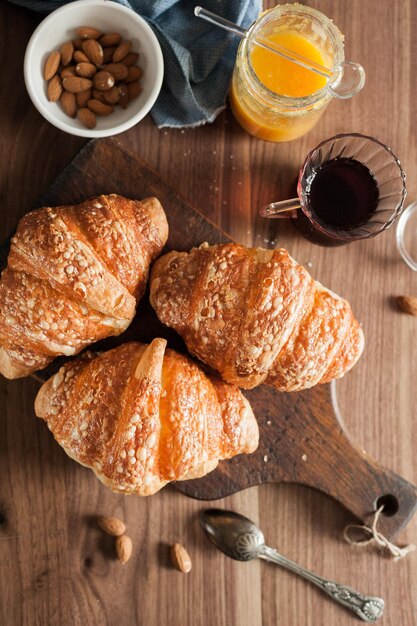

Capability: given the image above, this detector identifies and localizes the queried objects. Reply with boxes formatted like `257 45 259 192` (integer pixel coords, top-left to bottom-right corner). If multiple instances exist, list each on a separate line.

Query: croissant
34 339 259 495
0 194 168 379
149 243 364 391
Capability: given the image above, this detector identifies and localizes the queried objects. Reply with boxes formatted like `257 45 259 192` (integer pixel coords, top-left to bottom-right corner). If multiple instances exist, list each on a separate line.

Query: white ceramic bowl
24 0 164 137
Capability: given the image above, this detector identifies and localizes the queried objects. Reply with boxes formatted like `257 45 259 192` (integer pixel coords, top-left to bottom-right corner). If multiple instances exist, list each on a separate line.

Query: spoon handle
259 546 384 622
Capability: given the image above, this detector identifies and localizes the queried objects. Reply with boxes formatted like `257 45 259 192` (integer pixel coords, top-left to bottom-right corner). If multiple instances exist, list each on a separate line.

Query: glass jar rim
244 4 345 109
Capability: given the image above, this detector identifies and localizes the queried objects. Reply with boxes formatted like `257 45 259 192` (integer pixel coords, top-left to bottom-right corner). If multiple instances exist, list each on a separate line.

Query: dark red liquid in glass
306 157 379 230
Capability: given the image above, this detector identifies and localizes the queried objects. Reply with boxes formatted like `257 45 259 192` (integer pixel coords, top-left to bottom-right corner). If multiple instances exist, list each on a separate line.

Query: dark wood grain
1 1 417 625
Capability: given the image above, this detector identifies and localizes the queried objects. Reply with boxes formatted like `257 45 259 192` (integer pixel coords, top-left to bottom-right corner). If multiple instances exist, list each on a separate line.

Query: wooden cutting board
1 137 416 540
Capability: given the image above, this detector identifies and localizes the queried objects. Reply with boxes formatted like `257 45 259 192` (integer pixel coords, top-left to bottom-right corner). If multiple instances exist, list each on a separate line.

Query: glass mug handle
259 198 301 219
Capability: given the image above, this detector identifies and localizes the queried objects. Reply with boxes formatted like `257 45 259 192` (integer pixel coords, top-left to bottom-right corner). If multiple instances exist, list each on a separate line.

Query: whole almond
74 50 90 64
118 83 128 109
103 46 117 64
92 89 106 102
170 543 192 573
127 81 142 101
47 75 62 101
126 65 143 83
113 41 132 63
88 99 114 116
397 295 417 316
63 76 93 93
60 41 74 66
100 32 122 47
104 62 128 81
116 535 133 564
73 38 84 50
97 515 126 536
82 39 103 66
76 62 97 78
44 50 61 80
60 90 77 118
122 52 139 67
77 26 102 40
93 70 115 91
103 86 120 105
61 65 77 79
78 107 96 129
76 88 92 108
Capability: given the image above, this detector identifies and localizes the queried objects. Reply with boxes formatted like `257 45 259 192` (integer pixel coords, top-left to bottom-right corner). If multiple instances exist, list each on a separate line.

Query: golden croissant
149 243 364 391
34 339 259 495
0 194 168 379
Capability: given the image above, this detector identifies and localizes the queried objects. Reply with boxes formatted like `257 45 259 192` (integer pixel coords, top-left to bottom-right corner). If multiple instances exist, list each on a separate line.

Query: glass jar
229 4 345 142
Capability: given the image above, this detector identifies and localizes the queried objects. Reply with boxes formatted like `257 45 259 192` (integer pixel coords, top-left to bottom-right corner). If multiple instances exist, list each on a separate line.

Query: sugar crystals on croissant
149 243 364 391
34 339 259 495
0 194 168 379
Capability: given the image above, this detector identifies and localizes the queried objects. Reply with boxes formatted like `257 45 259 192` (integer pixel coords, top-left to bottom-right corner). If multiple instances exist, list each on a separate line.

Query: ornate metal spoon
200 509 384 622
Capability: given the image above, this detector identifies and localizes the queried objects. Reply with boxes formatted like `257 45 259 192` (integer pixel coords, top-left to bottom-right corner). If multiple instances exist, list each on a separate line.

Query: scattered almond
77 26 102 40
88 99 114 116
100 32 122 47
113 41 132 62
63 76 93 93
126 65 143 83
60 41 74 66
76 62 97 78
61 66 77 79
60 90 77 118
74 50 90 64
76 88 92 108
97 515 126 536
93 70 115 91
116 535 133 564
78 107 96 129
82 39 103 66
44 50 61 80
128 81 142 101
397 295 417 316
47 75 62 101
104 62 128 81
122 52 139 67
170 543 192 573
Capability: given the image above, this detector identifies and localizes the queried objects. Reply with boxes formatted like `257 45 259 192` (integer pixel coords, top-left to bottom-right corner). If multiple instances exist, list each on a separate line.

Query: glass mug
260 133 407 246
229 4 345 142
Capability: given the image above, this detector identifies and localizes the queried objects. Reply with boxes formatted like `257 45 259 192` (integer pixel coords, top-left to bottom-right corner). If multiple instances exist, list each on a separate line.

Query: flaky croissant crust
0 194 168 379
35 340 259 496
149 243 364 391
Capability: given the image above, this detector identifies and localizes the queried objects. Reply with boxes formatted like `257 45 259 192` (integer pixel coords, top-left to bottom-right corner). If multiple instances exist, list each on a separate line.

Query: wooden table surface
1 1 416 625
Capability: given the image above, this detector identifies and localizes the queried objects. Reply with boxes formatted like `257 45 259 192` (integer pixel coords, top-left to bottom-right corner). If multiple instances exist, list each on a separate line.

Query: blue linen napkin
8 0 262 127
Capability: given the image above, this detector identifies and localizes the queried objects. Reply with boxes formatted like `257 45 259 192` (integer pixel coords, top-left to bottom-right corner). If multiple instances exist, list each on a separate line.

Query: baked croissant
0 194 168 379
149 243 364 391
34 339 259 495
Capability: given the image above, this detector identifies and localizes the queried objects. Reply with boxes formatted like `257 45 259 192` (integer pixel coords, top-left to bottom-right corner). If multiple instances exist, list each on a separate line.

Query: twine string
343 506 416 560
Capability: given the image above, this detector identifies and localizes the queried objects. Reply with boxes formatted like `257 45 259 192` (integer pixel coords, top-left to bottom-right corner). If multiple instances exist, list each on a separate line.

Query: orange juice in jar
230 4 344 142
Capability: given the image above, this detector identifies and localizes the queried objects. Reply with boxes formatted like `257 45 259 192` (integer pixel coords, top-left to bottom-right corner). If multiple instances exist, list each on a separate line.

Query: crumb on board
266 420 271 425
301 454 307 462
263 455 268 463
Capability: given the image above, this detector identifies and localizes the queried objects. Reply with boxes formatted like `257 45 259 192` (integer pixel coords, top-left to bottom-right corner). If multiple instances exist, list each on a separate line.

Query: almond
127 81 142 101
61 66 77 79
126 65 143 83
122 52 139 67
170 543 192 573
82 39 103 66
74 50 90 64
116 535 133 564
104 62 128 81
63 76 93 93
44 50 61 80
60 90 77 118
118 83 129 109
60 41 74 66
93 71 115 91
76 62 97 78
87 99 114 116
76 88 92 108
113 41 132 63
103 46 117 64
78 107 96 129
77 26 102 40
99 32 122 47
73 38 84 50
397 295 417 316
97 515 126 536
47 75 62 101
103 86 120 105
92 89 106 103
